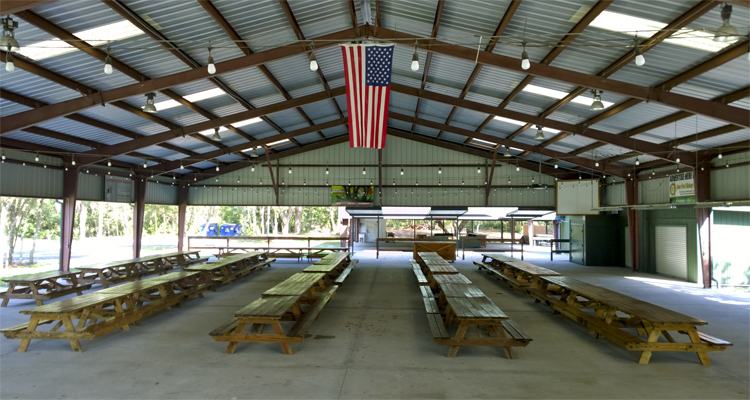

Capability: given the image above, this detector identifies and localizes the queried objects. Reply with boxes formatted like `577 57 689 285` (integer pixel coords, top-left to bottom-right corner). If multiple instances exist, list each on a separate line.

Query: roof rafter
0 0 56 16
371 26 748 129
390 83 696 166
438 0 520 139
0 27 359 134
411 0 445 133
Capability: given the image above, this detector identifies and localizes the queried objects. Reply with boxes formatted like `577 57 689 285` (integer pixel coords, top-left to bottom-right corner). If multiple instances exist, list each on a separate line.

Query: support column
133 179 147 258
59 168 78 272
625 178 640 271
177 185 188 251
695 163 712 288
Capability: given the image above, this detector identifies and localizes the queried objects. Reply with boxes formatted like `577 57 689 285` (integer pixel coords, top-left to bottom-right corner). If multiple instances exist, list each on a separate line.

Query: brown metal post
133 179 147 258
695 161 712 288
625 178 640 271
177 185 188 251
59 168 78 272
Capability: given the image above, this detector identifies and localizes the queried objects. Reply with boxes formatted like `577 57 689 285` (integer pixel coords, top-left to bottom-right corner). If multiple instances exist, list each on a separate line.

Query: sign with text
104 176 133 203
669 171 695 203
331 185 374 206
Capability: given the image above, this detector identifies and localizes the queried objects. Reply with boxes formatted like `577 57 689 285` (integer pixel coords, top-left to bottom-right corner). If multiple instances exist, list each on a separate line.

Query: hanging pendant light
590 89 604 111
211 127 221 141
0 17 20 52
250 149 259 158
142 92 157 113
362 167 366 175
411 42 419 71
504 147 511 157
288 166 292 174
309 41 318 71
4 44 14 72
521 44 530 70
207 45 216 74
534 125 545 140
635 156 640 166
103 42 114 74
714 4 740 43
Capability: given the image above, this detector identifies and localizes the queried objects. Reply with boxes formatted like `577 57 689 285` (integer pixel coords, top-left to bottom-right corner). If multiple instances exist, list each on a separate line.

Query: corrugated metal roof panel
391 46 427 89
321 125 348 138
294 131 324 145
451 107 489 130
589 101 680 134
379 0 439 37
671 55 750 100
389 92 418 115
414 125 440 137
31 49 138 93
418 99 454 118
315 45 345 87
436 0 513 48
210 0 301 53
679 129 750 151
33 118 129 146
439 131 467 144
3 131 90 152
424 52 476 90
0 67 81 106
213 67 285 107
264 108 306 131
263 53 326 98
0 99 32 117
468 66 527 103
288 0 353 39
299 99 339 123
388 118 413 132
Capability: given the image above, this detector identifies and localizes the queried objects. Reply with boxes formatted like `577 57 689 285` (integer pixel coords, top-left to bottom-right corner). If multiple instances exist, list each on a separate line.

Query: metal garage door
654 225 688 280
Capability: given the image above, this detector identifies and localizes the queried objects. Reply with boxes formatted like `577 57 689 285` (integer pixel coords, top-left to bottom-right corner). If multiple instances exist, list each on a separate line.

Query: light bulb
207 62 216 75
595 161 599 167
634 48 645 66
362 167 366 175
675 158 680 164
34 154 39 162
104 58 113 74
310 59 318 71
635 157 640 166
521 50 530 70
411 59 419 71
325 167 329 174
143 161 148 168
216 165 220 172
438 167 441 174
718 153 723 159
72 159 76 166
288 167 292 174
477 166 481 173
516 166 520 172
107 159 112 167
554 162 558 169
400 168 404 175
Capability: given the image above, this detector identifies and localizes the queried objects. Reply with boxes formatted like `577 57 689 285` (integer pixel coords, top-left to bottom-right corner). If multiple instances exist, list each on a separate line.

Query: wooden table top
423 263 459 274
234 296 300 319
314 253 349 264
263 273 326 297
433 274 473 285
4 269 81 283
445 296 507 319
98 279 167 294
186 252 261 271
21 293 129 315
482 253 516 263
77 260 136 271
541 276 707 325
303 264 340 273
439 283 486 298
504 261 560 277
149 271 201 282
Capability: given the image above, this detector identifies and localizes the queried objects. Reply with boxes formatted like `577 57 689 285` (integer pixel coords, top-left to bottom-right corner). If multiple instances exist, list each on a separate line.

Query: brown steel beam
373 23 748 128
275 0 345 138
388 129 574 179
0 27 358 134
74 89 346 167
485 149 498 203
625 179 639 271
347 0 359 35
132 178 147 258
177 185 188 251
390 84 696 166
438 0 520 138
265 150 279 205
59 167 77 272
389 111 627 177
0 0 56 15
378 149 383 204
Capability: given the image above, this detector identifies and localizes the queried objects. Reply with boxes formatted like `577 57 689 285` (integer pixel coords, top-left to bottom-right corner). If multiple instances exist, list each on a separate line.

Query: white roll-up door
654 225 688 280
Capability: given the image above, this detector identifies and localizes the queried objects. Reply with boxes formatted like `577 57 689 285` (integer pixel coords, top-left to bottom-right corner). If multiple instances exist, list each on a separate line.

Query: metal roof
0 0 747 183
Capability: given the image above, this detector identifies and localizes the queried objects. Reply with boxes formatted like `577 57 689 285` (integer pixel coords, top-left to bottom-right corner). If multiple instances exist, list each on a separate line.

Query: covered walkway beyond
1 250 748 399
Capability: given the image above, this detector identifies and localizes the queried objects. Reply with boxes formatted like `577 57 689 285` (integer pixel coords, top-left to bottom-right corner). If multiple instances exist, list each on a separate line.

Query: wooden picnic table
211 273 340 355
476 259 560 291
433 274 472 285
481 253 516 265
1 271 209 352
75 251 206 287
530 276 732 365
1 270 91 306
185 252 269 286
313 252 350 265
262 272 327 303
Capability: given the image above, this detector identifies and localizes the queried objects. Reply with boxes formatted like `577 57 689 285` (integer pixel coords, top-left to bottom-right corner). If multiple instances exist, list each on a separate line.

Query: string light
206 45 216 74
34 153 39 162
362 167 366 175
325 166 329 174
288 166 292 174
411 42 419 71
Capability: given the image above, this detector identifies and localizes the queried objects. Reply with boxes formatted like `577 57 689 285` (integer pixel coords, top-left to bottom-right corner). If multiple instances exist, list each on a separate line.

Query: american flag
341 44 394 149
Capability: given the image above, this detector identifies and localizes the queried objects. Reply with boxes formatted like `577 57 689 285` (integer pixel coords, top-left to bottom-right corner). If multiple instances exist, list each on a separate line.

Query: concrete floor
1 248 748 399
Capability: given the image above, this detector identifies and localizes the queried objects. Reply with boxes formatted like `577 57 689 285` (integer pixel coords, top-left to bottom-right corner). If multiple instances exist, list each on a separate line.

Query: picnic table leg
271 321 293 355
1 283 16 306
686 328 712 366
225 322 247 354
61 316 83 352
447 322 468 358
489 324 514 359
638 326 662 365
28 282 44 306
113 299 131 331
17 316 40 352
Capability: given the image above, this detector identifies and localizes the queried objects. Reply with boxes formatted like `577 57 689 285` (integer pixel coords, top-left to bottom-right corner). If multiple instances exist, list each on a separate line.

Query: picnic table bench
1 271 208 352
185 252 272 286
211 270 346 355
1 270 91 306
528 275 732 365
212 246 348 261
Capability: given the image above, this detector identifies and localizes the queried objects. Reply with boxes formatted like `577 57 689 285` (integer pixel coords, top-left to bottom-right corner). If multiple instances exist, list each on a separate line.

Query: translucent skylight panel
492 116 561 133
18 20 144 60
197 117 261 135
153 88 227 111
471 138 497 146
589 11 733 53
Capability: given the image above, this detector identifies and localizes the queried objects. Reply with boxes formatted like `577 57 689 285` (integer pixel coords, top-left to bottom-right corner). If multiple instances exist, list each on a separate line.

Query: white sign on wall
104 176 133 202
669 171 695 203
